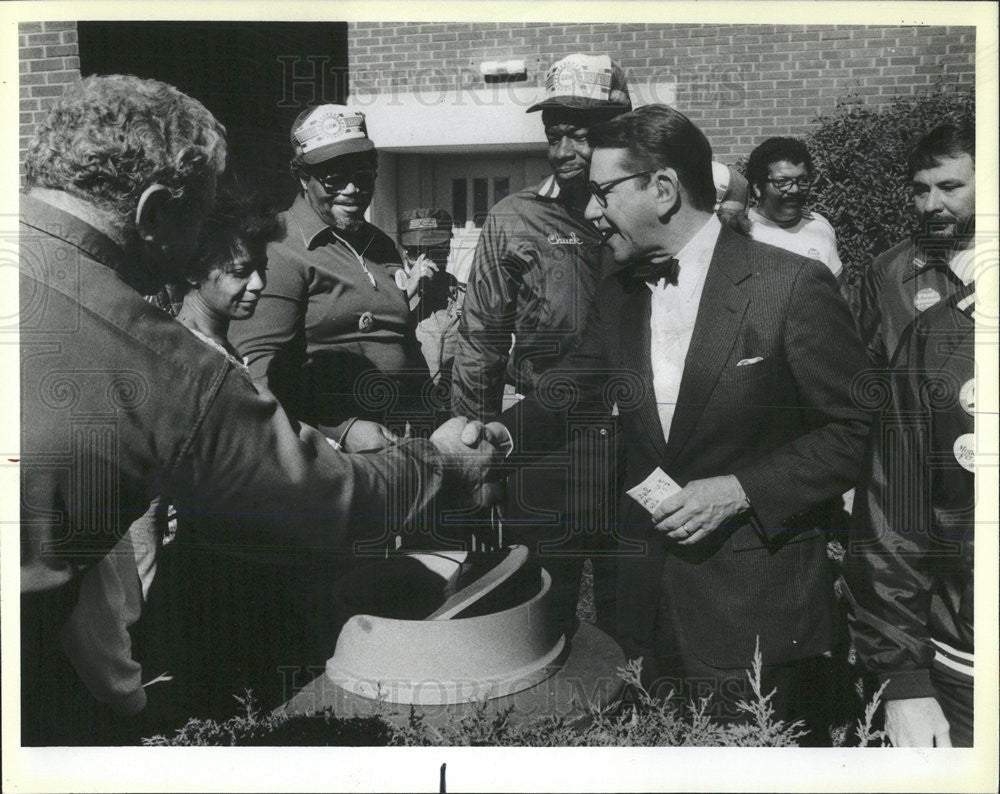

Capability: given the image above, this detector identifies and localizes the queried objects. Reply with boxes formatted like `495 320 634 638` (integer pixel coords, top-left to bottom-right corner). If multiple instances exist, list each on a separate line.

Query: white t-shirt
748 208 843 278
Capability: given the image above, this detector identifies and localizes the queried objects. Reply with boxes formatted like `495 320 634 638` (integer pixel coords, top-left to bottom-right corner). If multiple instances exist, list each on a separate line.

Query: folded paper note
626 467 683 514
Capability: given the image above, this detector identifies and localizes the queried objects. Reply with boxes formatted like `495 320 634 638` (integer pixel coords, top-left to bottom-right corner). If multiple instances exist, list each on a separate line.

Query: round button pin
959 379 974 415
359 311 375 332
913 287 942 312
953 433 974 472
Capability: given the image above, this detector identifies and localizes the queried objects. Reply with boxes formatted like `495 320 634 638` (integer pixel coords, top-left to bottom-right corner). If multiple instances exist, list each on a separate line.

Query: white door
430 155 549 281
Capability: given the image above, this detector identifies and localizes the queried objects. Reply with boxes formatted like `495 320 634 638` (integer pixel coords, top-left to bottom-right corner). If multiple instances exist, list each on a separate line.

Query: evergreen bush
805 88 975 287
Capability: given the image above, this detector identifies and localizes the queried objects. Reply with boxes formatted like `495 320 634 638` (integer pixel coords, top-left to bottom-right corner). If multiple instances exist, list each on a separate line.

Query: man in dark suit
504 104 871 742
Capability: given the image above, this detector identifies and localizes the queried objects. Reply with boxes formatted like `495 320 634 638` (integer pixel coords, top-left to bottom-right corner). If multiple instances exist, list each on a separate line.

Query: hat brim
300 137 375 165
527 96 632 113
400 229 453 248
280 620 626 727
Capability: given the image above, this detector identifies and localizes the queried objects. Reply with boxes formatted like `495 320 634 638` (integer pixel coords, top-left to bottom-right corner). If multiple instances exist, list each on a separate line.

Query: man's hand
404 254 439 298
340 420 399 453
430 417 509 506
651 475 749 545
885 697 952 747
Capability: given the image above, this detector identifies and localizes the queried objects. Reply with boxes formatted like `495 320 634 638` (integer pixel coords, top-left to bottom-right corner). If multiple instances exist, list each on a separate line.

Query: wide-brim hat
399 208 454 247
527 53 632 114
291 104 375 165
279 548 627 726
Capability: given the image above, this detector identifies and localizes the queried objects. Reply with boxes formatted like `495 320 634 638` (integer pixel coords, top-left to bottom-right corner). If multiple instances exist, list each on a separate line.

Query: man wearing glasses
231 105 430 439
504 104 871 742
746 137 845 289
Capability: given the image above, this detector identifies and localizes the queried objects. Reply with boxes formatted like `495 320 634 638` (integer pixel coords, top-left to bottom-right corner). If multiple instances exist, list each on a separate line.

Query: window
451 179 468 227
451 176 511 228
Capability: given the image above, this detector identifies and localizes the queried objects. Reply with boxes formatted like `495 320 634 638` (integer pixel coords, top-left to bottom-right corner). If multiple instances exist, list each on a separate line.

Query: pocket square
736 356 764 367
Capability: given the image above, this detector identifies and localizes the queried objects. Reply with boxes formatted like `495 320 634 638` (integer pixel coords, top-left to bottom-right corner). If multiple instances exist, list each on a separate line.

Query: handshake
338 416 512 509
430 417 512 509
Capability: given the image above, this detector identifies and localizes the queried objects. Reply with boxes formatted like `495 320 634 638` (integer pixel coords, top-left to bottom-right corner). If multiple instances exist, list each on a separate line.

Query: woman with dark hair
174 190 284 369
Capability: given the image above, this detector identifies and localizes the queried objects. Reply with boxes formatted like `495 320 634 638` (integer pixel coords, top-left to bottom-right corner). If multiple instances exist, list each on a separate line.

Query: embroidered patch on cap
406 217 449 231
527 53 631 113
291 105 374 164
548 55 614 102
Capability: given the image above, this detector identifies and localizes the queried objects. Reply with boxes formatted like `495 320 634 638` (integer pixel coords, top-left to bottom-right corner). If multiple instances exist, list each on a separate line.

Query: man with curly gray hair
23 74 227 291
20 75 504 744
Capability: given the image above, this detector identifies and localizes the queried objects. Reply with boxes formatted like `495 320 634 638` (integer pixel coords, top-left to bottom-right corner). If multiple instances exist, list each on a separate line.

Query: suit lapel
663 226 752 470
618 283 670 463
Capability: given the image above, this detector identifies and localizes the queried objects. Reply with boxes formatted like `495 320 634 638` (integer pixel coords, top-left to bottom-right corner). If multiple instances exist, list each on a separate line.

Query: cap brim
527 96 632 113
300 137 375 165
400 230 452 247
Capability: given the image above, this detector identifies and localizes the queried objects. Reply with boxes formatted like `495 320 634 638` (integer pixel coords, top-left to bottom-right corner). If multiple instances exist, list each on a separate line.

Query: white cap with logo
291 104 375 165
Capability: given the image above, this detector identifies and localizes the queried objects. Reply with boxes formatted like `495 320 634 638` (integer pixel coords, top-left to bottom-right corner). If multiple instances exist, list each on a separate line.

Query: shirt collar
647 214 722 298
674 212 722 269
288 193 335 249
20 192 128 274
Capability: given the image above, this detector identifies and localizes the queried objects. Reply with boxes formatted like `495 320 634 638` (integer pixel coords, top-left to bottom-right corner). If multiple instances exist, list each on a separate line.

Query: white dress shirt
649 213 722 443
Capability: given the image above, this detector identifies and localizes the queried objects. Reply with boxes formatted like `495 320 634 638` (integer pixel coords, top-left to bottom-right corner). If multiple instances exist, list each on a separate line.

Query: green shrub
142 642 823 747
805 88 975 287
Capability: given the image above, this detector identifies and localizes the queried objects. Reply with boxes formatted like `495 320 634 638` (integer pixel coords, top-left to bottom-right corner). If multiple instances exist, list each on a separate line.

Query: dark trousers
651 578 835 746
933 667 973 747
502 428 621 638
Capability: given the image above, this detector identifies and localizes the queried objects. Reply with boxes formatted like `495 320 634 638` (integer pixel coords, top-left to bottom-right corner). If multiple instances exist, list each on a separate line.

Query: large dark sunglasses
309 168 376 193
588 170 653 208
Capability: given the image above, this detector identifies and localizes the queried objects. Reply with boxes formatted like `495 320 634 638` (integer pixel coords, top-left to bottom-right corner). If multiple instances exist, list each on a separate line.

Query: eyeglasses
588 171 653 208
766 176 813 193
309 168 376 193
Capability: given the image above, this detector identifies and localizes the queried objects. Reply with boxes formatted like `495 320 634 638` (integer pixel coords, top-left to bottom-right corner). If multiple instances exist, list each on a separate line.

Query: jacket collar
20 192 128 276
534 174 561 200
618 223 753 467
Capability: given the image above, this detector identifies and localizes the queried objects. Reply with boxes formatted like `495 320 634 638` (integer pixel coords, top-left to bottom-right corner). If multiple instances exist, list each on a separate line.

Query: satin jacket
845 284 975 699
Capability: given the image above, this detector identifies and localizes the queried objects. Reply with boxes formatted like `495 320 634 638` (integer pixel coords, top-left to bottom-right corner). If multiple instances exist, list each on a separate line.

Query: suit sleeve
176 367 448 557
450 211 521 421
733 262 872 535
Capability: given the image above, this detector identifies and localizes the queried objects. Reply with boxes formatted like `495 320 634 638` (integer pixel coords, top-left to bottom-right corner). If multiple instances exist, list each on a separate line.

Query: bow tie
630 258 680 286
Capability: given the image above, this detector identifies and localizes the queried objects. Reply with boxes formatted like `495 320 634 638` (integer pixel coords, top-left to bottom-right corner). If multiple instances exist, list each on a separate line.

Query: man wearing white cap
230 105 430 439
451 53 632 636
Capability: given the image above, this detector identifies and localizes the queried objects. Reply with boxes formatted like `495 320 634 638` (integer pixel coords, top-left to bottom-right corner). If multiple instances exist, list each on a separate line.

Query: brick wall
17 22 977 166
19 21 81 177
347 23 976 159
